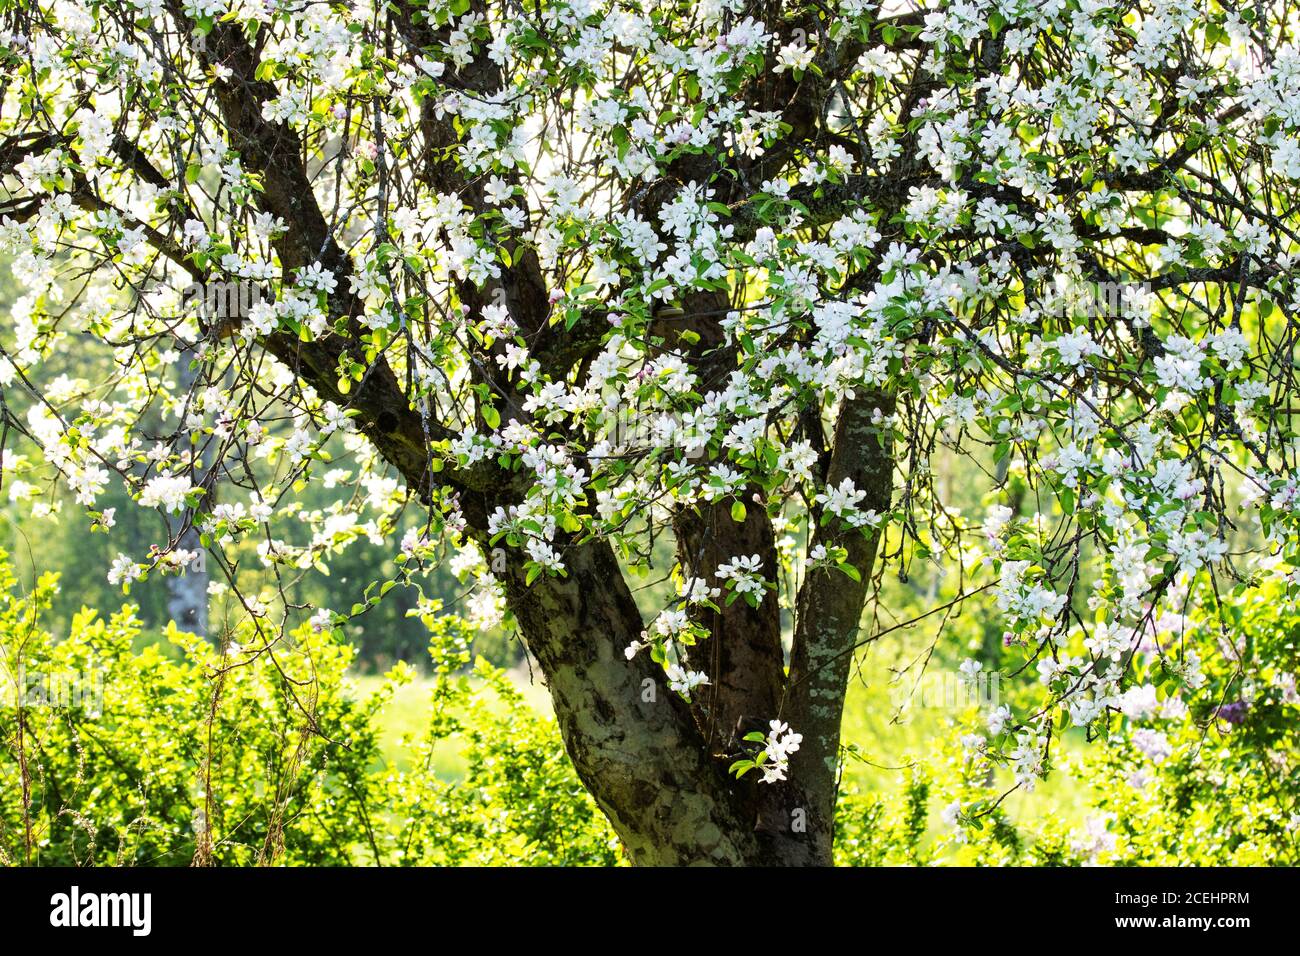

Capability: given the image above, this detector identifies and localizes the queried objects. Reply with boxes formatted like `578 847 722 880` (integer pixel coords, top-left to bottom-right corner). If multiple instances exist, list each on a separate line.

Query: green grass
347 668 552 778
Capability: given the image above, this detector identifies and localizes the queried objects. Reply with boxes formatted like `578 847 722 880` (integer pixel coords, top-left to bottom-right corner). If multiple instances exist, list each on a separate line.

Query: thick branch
786 389 894 863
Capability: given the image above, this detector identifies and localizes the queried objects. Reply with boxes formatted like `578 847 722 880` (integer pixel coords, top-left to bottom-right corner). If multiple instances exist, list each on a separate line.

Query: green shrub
0 550 617 866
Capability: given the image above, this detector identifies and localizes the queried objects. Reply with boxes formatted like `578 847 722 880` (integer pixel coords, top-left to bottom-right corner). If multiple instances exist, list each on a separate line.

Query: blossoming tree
1 0 1298 864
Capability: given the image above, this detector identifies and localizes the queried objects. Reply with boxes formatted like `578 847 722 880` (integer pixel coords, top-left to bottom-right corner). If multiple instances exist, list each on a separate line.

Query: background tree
0 0 1298 865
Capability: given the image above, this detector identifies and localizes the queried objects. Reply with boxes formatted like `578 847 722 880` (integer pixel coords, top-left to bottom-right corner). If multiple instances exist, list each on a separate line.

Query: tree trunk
494 536 764 865
175 7 897 864
786 392 895 862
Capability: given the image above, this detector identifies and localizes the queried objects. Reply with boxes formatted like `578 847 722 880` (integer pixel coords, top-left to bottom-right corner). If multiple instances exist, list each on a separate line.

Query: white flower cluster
758 720 803 784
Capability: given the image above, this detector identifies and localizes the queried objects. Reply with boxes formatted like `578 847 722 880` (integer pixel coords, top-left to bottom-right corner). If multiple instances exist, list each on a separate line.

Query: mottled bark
489 532 763 865
786 391 894 863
